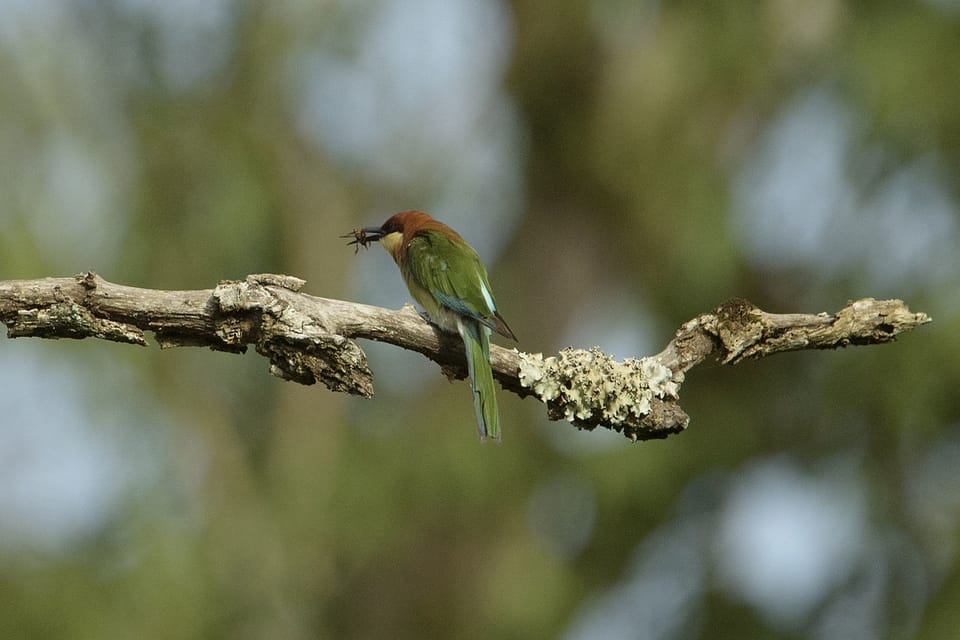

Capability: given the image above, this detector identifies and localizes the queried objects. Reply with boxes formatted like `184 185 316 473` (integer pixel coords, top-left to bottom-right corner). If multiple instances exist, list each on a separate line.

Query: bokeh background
2 1 959 638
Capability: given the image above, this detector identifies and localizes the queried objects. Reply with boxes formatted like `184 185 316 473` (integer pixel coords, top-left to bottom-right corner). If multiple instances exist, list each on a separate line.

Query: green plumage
402 232 496 329
458 319 499 441
350 210 515 442
400 229 512 441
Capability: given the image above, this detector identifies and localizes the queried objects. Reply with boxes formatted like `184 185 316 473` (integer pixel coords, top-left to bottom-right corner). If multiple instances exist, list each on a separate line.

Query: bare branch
0 273 931 441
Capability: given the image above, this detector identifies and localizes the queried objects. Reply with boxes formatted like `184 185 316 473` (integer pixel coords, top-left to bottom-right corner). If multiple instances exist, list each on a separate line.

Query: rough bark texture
0 272 931 441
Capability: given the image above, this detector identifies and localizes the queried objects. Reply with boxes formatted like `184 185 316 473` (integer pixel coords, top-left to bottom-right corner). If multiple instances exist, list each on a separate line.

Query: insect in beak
340 227 383 254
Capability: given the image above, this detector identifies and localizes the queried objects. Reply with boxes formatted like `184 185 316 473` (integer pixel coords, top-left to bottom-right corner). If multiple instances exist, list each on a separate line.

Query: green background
1 1 958 638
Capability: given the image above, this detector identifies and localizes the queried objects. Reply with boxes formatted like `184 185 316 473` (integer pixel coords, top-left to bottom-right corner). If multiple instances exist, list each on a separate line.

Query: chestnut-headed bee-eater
343 210 516 442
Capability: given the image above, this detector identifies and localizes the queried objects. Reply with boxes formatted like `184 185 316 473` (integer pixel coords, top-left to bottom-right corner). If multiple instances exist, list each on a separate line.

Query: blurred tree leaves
1 1 958 638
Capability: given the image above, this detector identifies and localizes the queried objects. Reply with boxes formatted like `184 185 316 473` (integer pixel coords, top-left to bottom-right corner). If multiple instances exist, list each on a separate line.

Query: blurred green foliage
1 1 959 638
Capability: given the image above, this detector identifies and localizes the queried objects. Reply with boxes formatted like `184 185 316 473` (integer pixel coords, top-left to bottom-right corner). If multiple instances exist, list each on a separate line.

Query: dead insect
341 228 371 254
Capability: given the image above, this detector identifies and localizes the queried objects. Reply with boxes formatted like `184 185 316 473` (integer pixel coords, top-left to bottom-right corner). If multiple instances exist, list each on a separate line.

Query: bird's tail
457 318 500 442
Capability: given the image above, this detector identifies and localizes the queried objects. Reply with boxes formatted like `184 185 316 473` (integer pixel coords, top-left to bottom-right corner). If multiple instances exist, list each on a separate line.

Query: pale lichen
517 347 682 426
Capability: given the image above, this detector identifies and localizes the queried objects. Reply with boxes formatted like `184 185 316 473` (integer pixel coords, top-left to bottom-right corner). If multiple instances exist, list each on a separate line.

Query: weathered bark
0 272 931 441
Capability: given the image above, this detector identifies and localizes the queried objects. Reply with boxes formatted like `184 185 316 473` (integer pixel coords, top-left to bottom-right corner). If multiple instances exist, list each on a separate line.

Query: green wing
404 229 510 441
405 231 498 323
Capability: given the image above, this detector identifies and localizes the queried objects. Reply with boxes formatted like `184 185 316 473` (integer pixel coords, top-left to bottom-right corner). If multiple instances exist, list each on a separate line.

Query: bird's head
342 210 436 260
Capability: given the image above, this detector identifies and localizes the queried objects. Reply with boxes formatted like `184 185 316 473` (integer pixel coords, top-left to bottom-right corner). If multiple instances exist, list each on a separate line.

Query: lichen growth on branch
518 347 682 424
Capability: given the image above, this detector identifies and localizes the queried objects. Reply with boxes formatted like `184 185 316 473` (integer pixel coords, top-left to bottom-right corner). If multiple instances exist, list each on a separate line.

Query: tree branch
0 273 931 441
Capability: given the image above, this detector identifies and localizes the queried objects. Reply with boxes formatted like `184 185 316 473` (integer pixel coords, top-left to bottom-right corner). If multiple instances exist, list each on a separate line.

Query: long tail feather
457 318 500 442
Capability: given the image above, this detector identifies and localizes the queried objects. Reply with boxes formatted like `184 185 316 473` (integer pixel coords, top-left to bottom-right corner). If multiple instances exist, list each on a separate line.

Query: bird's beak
341 226 384 250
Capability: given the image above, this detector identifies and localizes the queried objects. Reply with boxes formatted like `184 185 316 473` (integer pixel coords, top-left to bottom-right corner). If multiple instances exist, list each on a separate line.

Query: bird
343 210 516 442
